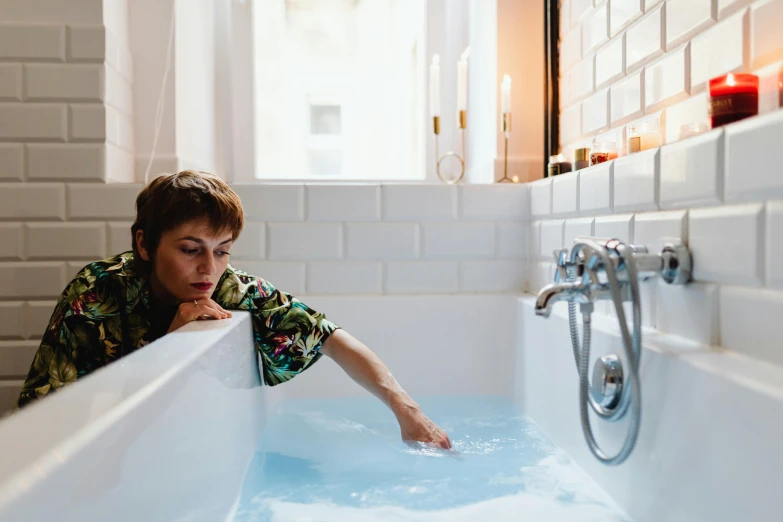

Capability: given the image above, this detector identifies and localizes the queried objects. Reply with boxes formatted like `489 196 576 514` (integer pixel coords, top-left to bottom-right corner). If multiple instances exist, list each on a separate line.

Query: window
251 0 427 181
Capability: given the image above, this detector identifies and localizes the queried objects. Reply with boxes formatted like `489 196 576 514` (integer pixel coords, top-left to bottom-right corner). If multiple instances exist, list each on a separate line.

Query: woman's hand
394 403 452 449
167 298 232 333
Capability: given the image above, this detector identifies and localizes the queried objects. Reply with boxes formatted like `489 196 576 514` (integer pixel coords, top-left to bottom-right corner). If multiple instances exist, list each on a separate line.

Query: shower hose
566 239 642 466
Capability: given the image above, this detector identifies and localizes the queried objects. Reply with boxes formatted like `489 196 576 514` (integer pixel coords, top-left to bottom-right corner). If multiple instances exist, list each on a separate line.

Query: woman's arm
321 329 452 449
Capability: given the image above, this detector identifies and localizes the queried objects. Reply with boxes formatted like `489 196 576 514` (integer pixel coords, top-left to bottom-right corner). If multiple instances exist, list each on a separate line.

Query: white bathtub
0 294 781 521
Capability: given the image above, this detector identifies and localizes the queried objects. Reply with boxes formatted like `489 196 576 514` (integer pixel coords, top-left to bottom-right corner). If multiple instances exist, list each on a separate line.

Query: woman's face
136 219 234 304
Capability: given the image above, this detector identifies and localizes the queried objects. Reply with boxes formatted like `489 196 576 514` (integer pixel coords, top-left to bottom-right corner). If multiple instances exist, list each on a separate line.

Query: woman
16 170 451 449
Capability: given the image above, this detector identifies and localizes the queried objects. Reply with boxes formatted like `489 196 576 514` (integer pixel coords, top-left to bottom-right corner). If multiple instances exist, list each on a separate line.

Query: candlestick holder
433 110 466 184
496 112 516 183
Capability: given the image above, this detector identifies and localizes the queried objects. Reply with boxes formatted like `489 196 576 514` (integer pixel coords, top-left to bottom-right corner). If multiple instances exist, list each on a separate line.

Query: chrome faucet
534 238 690 318
532 236 693 466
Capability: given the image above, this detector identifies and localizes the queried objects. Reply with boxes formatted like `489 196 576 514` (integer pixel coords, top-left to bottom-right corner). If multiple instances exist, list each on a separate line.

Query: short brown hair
131 170 244 273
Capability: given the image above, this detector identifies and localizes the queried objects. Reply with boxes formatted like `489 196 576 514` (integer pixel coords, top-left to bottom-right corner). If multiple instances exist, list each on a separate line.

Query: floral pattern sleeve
16 277 102 409
215 266 340 386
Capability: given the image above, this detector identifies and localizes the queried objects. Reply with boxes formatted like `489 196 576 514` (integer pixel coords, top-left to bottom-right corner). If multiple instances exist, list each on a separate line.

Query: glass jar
627 119 662 154
589 141 618 166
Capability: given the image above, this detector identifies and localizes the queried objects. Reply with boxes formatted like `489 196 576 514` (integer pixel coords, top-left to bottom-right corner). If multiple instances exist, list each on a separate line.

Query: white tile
25 223 105 260
306 185 380 222
496 222 527 259
106 222 132 255
564 217 595 248
689 203 764 285
0 224 23 261
660 129 722 209
0 23 65 60
529 221 542 261
625 5 664 71
767 201 783 288
422 222 494 259
385 261 458 294
27 144 104 181
0 63 22 101
610 69 644 124
384 185 456 221
104 64 131 116
666 0 715 50
66 183 140 219
582 88 609 135
610 0 643 35
345 223 418 260
657 283 719 345
570 55 595 102
0 103 66 141
0 184 65 220
754 59 783 116
725 111 783 202
718 0 754 18
634 210 688 253
25 300 55 339
267 223 342 260
552 171 580 217
540 219 565 258
0 262 66 299
231 222 265 260
562 0 573 34
751 0 783 69
0 303 25 339
231 261 305 295
306 262 383 295
560 103 583 145
595 36 624 88
664 92 709 143
579 162 613 215
24 63 102 101
459 261 525 293
644 0 663 9
613 148 659 212
0 341 39 377
67 25 105 62
0 380 23 411
459 184 528 221
561 27 582 71
595 214 634 242
644 44 689 111
583 3 609 53
720 286 783 365
69 103 105 142
233 185 304 222
572 0 594 26
689 10 748 92
530 178 553 217
0 144 23 181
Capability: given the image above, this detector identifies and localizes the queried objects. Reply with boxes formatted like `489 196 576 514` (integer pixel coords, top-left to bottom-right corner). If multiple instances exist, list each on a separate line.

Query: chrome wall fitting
534 238 693 465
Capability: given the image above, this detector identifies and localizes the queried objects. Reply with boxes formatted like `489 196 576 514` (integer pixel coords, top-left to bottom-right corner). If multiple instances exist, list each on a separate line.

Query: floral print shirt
16 252 339 409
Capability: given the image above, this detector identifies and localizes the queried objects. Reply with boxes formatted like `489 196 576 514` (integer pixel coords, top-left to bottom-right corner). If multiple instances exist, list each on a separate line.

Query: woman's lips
191 282 213 291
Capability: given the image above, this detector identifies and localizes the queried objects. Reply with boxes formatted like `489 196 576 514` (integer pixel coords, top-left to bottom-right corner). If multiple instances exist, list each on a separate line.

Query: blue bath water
232 395 631 522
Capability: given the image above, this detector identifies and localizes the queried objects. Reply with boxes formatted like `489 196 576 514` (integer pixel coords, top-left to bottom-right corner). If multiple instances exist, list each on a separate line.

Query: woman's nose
199 254 217 274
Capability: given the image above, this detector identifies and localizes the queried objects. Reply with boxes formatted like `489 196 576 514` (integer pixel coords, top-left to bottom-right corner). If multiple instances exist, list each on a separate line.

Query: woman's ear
135 230 151 261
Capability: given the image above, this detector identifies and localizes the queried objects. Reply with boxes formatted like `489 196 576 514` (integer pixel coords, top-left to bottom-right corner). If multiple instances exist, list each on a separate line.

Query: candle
547 153 572 177
590 141 618 165
627 119 662 154
708 73 758 128
457 48 469 112
430 54 440 117
501 74 512 114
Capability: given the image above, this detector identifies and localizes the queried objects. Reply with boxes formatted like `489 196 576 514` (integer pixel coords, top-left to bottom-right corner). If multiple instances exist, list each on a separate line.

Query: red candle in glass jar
708 73 759 128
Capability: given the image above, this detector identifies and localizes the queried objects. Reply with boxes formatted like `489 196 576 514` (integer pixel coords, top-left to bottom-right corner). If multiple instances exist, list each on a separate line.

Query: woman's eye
216 251 231 257
181 248 198 255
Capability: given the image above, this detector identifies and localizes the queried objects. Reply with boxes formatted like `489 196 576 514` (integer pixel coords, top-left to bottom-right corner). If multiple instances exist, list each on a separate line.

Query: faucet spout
534 281 587 317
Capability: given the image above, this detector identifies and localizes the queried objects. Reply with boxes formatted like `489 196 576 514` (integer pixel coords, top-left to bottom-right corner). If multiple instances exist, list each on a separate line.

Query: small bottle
589 141 618 166
679 122 710 140
574 148 590 170
627 119 662 154
547 154 572 177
